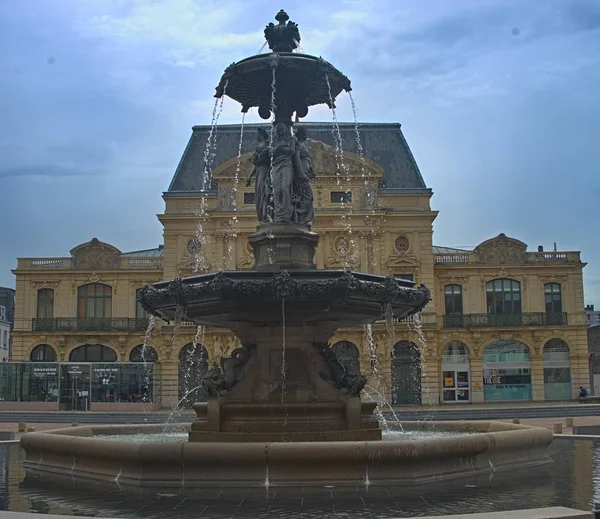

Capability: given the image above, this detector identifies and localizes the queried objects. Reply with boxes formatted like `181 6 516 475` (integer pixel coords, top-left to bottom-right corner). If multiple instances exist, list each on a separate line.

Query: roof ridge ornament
264 9 300 53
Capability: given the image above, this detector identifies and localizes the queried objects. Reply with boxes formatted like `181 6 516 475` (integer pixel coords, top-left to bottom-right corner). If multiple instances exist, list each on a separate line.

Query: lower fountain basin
20 421 553 487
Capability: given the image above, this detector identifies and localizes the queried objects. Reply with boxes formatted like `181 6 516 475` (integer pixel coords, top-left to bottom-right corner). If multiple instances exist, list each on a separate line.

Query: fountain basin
20 421 553 487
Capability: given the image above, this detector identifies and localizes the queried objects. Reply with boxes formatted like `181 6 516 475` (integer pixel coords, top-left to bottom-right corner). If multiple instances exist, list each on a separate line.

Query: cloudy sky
1 0 599 305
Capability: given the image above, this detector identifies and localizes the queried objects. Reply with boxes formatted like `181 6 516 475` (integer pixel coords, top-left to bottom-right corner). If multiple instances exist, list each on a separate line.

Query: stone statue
271 122 296 223
292 126 315 225
245 128 272 223
314 342 367 397
202 345 252 397
220 347 250 388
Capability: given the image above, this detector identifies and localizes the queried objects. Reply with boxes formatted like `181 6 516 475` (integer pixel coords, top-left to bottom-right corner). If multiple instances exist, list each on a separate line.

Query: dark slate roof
167 122 427 192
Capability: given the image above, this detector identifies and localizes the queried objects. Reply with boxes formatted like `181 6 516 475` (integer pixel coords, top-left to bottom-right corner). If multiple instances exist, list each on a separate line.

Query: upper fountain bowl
215 10 351 121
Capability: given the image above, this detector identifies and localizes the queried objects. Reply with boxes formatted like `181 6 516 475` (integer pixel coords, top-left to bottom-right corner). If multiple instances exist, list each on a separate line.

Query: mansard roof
167 122 427 192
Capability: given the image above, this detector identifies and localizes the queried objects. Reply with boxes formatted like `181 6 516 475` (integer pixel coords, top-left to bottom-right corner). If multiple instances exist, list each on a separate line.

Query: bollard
18 423 26 432
553 422 563 434
566 417 574 428
26 427 36 433
512 418 520 424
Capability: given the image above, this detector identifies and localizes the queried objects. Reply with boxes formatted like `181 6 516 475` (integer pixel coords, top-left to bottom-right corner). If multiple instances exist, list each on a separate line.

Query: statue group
245 123 315 226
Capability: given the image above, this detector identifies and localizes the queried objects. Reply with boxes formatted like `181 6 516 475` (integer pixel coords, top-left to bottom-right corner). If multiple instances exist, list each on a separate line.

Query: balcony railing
433 250 581 265
32 317 150 333
18 257 163 269
443 312 568 328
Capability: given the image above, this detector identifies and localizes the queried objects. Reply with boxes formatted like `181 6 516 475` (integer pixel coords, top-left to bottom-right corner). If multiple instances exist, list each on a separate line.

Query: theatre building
3 122 589 410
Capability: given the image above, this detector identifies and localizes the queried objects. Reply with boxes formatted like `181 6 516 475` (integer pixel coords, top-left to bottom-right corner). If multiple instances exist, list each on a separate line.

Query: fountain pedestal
189 323 380 442
249 223 319 271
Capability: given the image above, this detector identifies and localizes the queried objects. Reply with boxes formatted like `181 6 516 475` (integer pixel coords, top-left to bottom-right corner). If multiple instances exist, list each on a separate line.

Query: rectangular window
444 285 463 315
544 283 562 314
243 192 255 205
37 289 54 319
77 284 112 319
330 191 352 204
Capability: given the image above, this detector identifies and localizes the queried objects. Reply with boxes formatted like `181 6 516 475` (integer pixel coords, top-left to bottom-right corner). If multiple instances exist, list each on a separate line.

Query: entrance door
442 369 470 402
59 364 91 411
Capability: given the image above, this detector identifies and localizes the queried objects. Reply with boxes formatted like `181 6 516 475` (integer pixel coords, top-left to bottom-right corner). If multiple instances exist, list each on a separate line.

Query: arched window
30 344 57 362
178 343 209 407
36 289 54 319
483 340 531 401
441 341 470 403
543 339 571 400
545 283 562 314
129 344 158 363
391 341 421 405
69 344 117 362
77 283 112 319
486 279 521 314
331 341 360 374
444 285 463 315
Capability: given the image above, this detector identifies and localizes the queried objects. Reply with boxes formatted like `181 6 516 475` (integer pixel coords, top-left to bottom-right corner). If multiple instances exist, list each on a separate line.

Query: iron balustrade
32 317 150 333
443 312 568 328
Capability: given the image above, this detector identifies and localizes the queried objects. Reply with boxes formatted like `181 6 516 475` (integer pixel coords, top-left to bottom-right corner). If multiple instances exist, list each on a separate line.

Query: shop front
0 362 161 411
483 340 532 402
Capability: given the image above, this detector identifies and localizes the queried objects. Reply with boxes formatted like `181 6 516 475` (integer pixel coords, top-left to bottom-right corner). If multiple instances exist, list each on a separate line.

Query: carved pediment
386 254 420 268
70 238 121 270
474 233 527 265
211 139 384 181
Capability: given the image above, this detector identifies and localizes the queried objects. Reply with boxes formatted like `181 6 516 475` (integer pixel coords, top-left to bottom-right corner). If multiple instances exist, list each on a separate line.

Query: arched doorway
331 341 360 374
391 341 421 405
30 344 57 362
441 341 470 403
178 343 209 407
543 339 571 400
483 340 531 401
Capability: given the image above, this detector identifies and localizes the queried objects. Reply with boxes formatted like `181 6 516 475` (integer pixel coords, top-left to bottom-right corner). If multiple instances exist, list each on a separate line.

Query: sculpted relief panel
474 233 527 265
70 238 121 270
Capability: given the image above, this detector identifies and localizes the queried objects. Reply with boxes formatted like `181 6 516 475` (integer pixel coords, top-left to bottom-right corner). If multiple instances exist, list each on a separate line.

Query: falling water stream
139 315 156 405
325 74 357 269
226 113 246 267
348 91 377 211
194 81 228 272
410 313 434 417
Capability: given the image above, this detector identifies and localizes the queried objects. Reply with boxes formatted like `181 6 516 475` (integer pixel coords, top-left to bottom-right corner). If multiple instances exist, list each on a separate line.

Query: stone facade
8 123 589 409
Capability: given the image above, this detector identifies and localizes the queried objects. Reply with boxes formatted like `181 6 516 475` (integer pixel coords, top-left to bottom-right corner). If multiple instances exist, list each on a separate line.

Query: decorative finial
264 10 300 53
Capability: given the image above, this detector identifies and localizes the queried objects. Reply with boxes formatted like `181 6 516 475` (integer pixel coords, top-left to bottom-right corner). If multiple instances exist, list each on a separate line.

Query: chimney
553 242 557 252
537 245 544 253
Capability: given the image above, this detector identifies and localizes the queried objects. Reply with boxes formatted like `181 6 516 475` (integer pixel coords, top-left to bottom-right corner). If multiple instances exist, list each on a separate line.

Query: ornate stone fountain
139 10 431 442
19 10 553 488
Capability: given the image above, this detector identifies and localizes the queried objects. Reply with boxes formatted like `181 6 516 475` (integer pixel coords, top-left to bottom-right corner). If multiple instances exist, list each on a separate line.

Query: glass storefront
483 340 532 401
0 362 159 407
543 339 571 400
0 363 59 402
